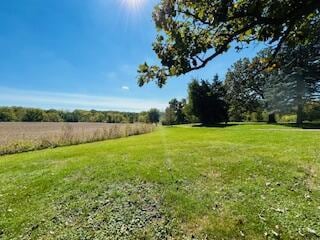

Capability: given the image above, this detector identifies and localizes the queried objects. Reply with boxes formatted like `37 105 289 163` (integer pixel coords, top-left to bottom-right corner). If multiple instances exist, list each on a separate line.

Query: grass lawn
0 124 319 239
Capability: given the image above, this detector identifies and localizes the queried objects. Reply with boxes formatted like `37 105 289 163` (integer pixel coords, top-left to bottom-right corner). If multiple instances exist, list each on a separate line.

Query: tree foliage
223 37 320 124
138 0 320 86
264 37 320 124
0 107 156 124
22 109 46 122
147 108 161 123
304 101 320 121
188 75 228 124
0 107 16 122
224 56 267 121
163 98 188 125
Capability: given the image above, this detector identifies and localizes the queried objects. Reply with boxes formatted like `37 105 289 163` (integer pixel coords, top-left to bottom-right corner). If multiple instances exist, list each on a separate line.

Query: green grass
0 124 319 239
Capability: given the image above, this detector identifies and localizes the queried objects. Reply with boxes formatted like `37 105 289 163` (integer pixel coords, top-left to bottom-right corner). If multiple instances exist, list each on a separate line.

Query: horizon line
0 87 167 112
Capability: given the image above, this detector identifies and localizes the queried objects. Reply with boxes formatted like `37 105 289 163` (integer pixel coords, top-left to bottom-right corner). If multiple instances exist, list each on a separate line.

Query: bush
279 114 297 123
304 102 320 121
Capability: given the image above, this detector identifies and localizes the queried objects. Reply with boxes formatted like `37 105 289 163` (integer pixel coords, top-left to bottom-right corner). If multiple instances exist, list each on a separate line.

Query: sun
120 0 146 12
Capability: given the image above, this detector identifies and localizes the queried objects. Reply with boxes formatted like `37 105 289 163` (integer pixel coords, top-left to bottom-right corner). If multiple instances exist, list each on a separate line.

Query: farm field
0 122 155 155
0 124 320 239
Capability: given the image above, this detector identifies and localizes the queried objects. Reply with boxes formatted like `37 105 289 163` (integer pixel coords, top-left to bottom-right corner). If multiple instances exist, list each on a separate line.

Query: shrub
279 114 297 123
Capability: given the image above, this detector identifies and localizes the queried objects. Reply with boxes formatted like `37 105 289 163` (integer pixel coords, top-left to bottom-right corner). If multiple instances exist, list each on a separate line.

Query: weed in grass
13 182 176 240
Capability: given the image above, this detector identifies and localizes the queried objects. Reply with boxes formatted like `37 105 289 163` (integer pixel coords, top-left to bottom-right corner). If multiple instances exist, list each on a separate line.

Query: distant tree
176 99 187 124
44 109 63 122
163 105 176 125
0 107 157 124
224 57 265 121
182 102 199 124
11 107 26 121
23 108 45 122
110 113 124 123
92 112 106 122
75 110 91 122
163 98 188 125
63 111 78 122
304 101 320 121
147 108 161 124
138 0 320 86
0 107 16 122
138 111 149 123
124 113 139 123
188 75 228 124
71 110 81 122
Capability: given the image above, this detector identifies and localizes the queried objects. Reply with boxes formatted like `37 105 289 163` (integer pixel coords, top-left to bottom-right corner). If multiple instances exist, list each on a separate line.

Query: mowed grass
0 124 319 239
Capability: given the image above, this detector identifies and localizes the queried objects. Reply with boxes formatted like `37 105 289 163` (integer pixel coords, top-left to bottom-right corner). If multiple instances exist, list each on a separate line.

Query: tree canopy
223 37 320 124
188 75 228 124
264 38 320 124
163 98 188 125
138 0 320 86
147 108 161 123
224 57 266 120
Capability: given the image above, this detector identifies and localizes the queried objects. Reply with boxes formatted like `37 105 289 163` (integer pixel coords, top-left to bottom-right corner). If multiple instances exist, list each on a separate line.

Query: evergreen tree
188 75 228 124
264 40 320 125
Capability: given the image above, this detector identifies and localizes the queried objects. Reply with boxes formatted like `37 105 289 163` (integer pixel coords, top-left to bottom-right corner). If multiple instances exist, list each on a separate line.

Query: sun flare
121 0 146 12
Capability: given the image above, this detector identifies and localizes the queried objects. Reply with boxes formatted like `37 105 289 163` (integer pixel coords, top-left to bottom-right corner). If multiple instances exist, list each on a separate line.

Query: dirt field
0 122 155 155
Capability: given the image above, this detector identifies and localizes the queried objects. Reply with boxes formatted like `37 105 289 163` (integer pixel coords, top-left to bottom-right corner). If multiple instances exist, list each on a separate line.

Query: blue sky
0 0 262 112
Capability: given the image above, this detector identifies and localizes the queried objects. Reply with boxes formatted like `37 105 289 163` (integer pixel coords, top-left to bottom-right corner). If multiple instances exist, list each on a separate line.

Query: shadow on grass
274 122 320 129
192 122 320 129
192 123 239 128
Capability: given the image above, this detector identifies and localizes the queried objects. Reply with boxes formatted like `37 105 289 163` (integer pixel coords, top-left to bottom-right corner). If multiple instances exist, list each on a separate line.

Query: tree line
163 44 320 125
0 107 160 124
